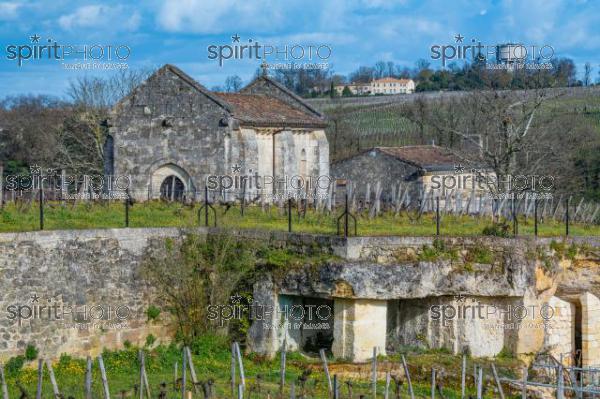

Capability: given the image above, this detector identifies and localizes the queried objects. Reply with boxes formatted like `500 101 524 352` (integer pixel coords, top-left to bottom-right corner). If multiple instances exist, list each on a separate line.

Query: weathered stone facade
331 146 494 203
0 228 182 360
2 226 599 366
106 64 329 202
248 235 600 363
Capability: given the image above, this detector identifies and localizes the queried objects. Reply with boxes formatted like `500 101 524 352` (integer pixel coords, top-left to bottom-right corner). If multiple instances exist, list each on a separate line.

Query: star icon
30 164 41 175
232 164 242 173
453 293 467 302
454 33 464 43
230 294 243 304
30 293 40 303
30 34 41 43
454 164 465 174
232 34 241 43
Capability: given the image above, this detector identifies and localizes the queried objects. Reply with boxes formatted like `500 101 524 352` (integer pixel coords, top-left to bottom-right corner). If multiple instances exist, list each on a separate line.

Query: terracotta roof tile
372 78 413 84
376 146 464 170
214 93 328 128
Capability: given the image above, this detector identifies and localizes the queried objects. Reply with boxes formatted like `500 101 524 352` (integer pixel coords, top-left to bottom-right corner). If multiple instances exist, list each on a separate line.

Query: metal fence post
125 188 130 227
205 186 209 226
557 363 565 399
241 192 245 217
566 197 570 236
288 198 292 233
333 374 338 399
522 366 528 399
513 195 518 236
534 199 538 237
181 348 187 399
436 196 440 236
39 188 44 230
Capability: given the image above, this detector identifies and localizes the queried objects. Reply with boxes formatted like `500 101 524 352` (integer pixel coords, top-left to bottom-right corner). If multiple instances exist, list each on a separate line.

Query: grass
1 201 599 237
3 336 525 398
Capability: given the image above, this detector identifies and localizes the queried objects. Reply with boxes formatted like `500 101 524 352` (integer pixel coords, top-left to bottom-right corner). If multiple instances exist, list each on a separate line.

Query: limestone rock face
278 259 534 300
250 236 600 361
555 251 600 301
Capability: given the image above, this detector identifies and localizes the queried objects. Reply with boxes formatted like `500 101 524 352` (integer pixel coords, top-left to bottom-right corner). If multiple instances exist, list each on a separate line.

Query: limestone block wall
0 228 190 360
543 296 576 365
332 298 387 361
580 292 600 367
331 149 418 201
389 296 519 357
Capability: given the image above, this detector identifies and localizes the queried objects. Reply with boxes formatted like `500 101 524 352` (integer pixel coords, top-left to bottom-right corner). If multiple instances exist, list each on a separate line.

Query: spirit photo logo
2 165 132 200
430 33 554 69
430 165 555 197
207 295 332 331
5 293 131 329
430 294 555 328
207 33 331 68
205 164 333 198
5 34 130 69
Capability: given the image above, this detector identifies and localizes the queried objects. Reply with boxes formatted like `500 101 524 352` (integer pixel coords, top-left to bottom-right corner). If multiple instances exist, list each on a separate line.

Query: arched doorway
150 163 193 201
160 175 185 201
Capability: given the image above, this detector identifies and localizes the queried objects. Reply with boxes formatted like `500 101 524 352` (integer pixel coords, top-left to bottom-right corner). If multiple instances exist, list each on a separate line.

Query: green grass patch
3 337 524 398
0 201 599 237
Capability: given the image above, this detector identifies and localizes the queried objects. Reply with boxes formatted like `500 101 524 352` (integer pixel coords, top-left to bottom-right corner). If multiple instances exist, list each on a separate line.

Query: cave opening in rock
278 295 334 355
574 300 583 367
386 298 430 353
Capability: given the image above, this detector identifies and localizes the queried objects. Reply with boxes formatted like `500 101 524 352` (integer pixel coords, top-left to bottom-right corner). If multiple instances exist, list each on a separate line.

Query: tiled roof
376 145 464 171
214 93 328 128
373 78 413 84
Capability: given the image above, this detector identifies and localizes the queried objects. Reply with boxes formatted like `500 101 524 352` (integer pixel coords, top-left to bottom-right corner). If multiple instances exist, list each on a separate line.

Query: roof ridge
243 75 325 118
163 64 234 112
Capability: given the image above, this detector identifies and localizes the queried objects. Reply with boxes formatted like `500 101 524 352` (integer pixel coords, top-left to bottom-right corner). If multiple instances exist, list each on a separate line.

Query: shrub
482 223 510 237
146 305 161 321
25 343 38 361
468 246 495 264
141 234 255 342
497 346 514 359
4 355 25 375
145 334 156 348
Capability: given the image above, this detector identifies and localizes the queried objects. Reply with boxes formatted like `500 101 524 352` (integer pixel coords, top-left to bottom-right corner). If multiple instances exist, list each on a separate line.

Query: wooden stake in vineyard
319 349 333 396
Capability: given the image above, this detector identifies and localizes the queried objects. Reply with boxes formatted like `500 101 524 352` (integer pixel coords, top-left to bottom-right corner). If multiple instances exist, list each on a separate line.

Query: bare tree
584 62 593 86
0 95 69 169
141 234 255 341
402 89 557 193
374 61 387 79
225 75 243 92
60 68 154 174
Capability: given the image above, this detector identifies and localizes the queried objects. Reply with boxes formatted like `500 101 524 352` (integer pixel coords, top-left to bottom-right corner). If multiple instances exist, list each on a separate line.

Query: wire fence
6 344 600 399
1 184 599 237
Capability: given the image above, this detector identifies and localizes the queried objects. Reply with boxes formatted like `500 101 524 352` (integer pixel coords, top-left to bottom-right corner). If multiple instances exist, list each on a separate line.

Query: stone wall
109 67 231 201
1 225 599 365
250 235 600 362
0 228 193 360
331 149 419 201
543 296 576 365
0 227 344 361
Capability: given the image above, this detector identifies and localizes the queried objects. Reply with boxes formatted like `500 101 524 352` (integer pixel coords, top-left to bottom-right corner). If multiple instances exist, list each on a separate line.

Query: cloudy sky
0 0 598 97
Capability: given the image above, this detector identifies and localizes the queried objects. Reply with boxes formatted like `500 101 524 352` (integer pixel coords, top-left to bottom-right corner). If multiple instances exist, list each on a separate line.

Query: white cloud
156 0 284 34
360 0 408 9
0 2 21 20
58 5 141 31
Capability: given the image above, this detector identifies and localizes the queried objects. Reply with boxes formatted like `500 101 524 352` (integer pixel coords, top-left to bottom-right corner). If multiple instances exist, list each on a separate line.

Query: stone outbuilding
104 64 330 201
331 145 493 202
